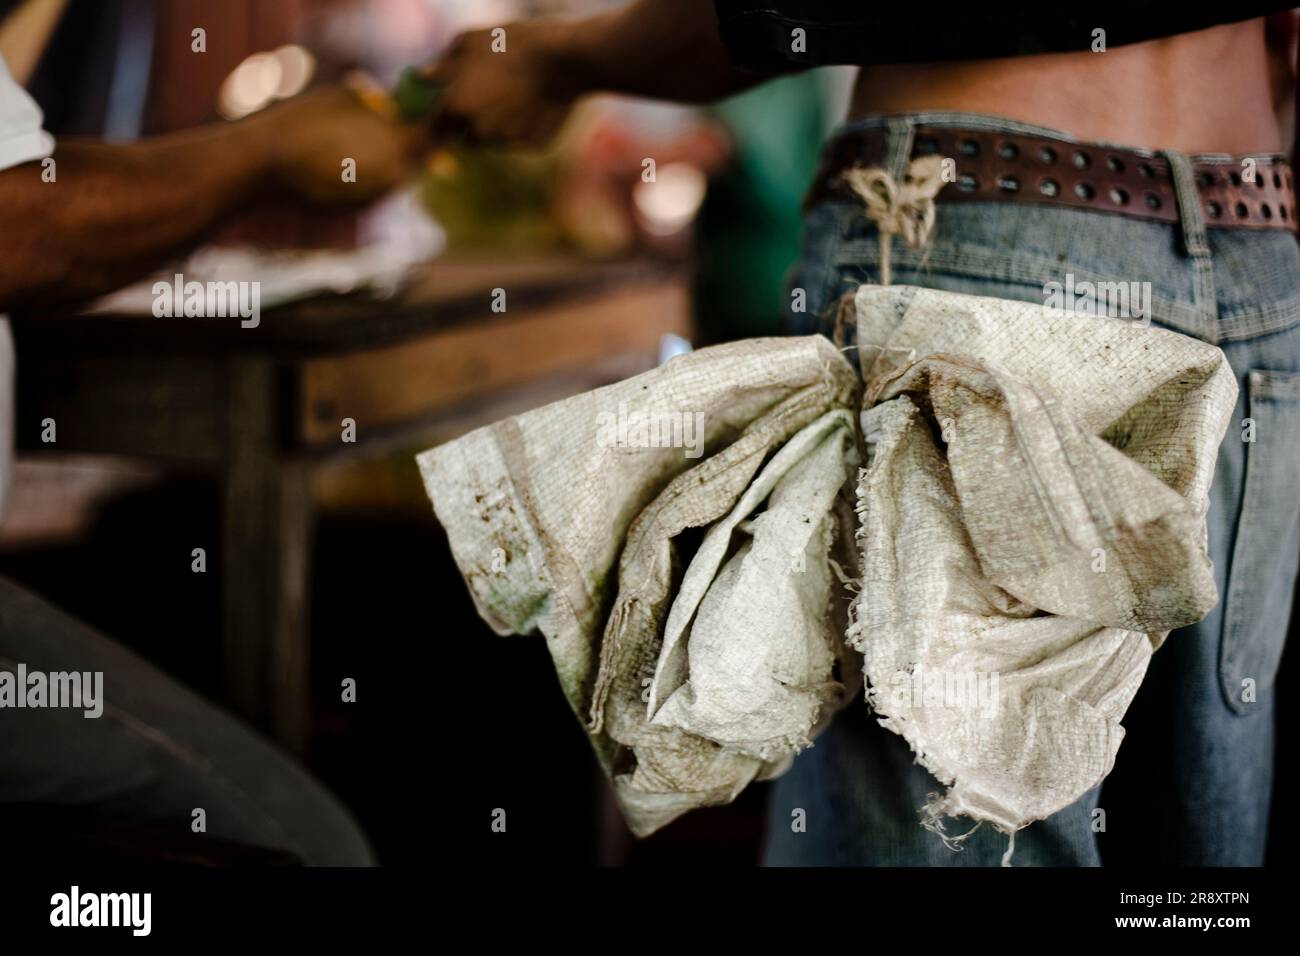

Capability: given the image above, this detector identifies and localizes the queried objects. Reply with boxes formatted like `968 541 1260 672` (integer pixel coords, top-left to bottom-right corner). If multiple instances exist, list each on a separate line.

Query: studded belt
806 125 1297 233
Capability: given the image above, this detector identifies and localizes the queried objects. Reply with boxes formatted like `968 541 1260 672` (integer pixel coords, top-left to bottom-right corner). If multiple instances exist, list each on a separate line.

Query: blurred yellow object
355 87 397 118
346 69 397 119
427 150 457 177
421 146 565 251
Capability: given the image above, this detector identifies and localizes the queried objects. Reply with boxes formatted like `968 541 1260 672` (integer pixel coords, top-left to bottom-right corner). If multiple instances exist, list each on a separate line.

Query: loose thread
1001 828 1017 867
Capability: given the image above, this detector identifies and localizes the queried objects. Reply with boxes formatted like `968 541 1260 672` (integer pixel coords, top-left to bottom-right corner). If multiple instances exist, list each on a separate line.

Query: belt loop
1165 148 1219 340
885 117 916 182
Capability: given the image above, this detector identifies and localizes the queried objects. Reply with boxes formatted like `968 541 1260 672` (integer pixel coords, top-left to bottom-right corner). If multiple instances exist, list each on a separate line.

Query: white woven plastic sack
419 336 861 835
417 284 1236 840
647 408 860 762
851 285 1235 834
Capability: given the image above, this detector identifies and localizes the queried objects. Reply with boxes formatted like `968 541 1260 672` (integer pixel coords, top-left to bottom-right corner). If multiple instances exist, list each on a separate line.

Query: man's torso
850 20 1284 154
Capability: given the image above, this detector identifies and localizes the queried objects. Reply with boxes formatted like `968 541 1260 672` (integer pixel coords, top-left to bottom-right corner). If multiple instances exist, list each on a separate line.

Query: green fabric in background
693 71 830 344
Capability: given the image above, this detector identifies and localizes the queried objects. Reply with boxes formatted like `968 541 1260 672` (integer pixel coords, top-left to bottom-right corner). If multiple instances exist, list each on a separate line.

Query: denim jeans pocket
1220 368 1300 714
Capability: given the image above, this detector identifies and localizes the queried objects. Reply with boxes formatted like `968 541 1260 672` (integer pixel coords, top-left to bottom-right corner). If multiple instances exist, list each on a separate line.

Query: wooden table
11 255 692 751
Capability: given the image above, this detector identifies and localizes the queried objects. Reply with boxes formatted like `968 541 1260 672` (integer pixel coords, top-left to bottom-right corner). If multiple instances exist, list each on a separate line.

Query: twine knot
841 154 945 286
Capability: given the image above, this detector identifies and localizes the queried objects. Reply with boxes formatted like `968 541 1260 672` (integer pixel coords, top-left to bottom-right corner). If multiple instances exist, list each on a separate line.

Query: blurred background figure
0 0 857 867
7 0 846 335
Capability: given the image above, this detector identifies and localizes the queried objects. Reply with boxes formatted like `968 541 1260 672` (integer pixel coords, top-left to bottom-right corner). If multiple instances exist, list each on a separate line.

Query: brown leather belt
806 125 1297 234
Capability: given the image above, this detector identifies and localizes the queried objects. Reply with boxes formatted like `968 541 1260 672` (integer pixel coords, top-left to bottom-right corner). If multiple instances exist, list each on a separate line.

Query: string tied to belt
840 154 946 286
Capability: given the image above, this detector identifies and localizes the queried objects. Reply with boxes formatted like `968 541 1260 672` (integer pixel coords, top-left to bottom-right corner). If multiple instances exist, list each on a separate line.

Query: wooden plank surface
294 278 691 447
14 354 225 461
222 358 313 752
11 255 689 357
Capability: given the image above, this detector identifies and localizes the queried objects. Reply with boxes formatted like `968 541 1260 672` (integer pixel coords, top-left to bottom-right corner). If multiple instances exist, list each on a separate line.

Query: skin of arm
1 127 276 310
564 0 780 102
0 87 424 311
0 0 755 309
430 0 792 145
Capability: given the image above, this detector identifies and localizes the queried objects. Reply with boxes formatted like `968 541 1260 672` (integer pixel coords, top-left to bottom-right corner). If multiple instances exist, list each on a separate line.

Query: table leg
222 358 314 753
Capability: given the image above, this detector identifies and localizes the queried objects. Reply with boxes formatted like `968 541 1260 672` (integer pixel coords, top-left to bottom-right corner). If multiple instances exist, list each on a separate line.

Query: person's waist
845 24 1281 155
807 114 1296 233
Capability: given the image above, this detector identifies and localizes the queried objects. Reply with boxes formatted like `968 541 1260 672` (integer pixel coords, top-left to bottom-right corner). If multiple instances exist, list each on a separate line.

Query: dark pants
0 574 373 865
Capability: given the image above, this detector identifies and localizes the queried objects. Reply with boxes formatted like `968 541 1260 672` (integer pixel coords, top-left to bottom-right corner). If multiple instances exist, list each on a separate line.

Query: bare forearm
564 0 787 102
0 119 275 310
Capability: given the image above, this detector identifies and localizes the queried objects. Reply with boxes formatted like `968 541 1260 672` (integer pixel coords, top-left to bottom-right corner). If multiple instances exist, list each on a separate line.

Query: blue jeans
766 112 1300 866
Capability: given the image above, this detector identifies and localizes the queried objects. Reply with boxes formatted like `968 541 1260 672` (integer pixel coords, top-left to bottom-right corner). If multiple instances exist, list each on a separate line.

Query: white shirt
0 53 56 517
